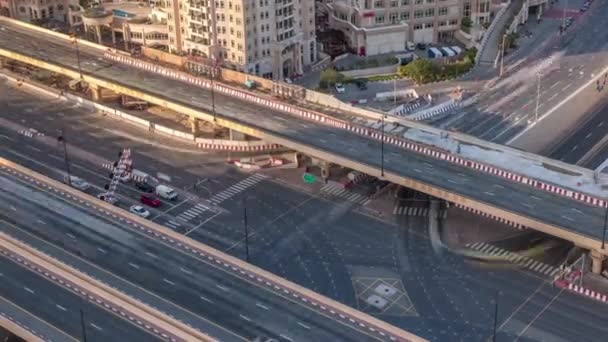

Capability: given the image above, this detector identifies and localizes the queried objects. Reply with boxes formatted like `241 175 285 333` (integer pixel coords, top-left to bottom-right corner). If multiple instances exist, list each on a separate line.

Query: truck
441 47 456 57
155 184 178 200
427 47 442 59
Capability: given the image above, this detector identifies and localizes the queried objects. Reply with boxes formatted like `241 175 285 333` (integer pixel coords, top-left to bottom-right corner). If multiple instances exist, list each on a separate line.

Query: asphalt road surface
434 0 608 143
0 253 161 342
0 25 604 246
3 82 608 341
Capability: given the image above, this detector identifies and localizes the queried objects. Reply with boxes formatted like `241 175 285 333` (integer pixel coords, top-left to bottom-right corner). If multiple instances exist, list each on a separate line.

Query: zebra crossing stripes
19 129 44 138
320 185 369 204
393 206 448 218
466 242 560 277
209 174 268 205
176 203 209 222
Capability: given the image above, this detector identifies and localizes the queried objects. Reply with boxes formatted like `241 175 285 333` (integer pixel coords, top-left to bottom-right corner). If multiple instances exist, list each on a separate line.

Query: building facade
0 0 69 22
164 0 317 79
325 0 491 56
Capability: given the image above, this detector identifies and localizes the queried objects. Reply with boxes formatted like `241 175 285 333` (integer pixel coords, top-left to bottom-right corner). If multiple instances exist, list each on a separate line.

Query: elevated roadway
0 18 606 262
0 157 423 342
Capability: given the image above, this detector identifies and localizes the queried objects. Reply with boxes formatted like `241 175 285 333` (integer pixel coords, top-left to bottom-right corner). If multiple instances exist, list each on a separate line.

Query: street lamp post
80 309 88 342
499 34 507 77
242 199 250 262
70 32 83 80
492 291 500 342
602 205 608 250
381 115 385 177
535 72 541 122
393 77 397 104
210 66 217 122
562 0 568 31
57 128 72 187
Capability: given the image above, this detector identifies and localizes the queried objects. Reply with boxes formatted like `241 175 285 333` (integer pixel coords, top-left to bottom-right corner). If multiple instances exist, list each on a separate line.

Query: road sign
303 173 316 184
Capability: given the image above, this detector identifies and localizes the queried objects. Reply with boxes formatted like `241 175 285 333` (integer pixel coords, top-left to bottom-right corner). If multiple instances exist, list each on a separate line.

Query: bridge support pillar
320 161 331 183
189 116 200 136
89 84 101 101
229 129 246 141
591 250 605 274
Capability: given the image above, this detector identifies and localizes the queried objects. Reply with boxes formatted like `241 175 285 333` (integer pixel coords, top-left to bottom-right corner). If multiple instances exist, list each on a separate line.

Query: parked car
155 185 178 200
135 181 154 193
140 193 161 207
97 192 119 205
417 43 427 50
355 80 368 90
64 175 90 191
129 205 150 218
335 83 346 94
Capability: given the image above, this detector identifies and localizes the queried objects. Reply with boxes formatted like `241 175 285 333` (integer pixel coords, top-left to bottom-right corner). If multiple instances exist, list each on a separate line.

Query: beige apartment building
0 0 69 22
324 0 492 56
163 0 317 79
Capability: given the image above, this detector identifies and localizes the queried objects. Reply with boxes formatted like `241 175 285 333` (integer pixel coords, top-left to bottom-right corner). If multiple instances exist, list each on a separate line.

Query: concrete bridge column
189 116 200 136
89 84 101 101
95 25 102 44
320 161 331 183
591 250 605 274
229 129 246 141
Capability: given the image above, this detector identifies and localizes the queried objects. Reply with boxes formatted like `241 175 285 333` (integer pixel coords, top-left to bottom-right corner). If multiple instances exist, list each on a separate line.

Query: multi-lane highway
0 21 605 248
435 0 608 143
3 78 608 341
0 163 403 341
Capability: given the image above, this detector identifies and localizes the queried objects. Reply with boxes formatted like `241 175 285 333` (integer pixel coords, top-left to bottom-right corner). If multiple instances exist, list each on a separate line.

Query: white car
64 175 90 191
97 192 119 206
129 205 150 218
335 83 346 94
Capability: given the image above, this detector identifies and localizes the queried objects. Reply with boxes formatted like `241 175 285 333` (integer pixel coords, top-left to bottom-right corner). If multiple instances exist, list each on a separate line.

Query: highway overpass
0 17 606 270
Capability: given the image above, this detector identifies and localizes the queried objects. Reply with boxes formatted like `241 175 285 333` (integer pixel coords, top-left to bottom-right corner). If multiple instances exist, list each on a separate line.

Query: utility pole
492 294 498 342
562 0 568 31
535 72 541 122
499 33 507 77
381 115 385 177
57 128 72 187
80 309 88 342
393 77 397 104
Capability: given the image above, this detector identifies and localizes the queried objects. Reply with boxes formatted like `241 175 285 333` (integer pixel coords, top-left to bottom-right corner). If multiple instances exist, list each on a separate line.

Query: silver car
64 175 90 191
129 205 150 218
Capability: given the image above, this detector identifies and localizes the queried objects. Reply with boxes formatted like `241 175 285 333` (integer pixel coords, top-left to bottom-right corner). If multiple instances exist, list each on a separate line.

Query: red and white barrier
196 143 282 151
454 204 527 230
103 51 607 209
567 283 608 304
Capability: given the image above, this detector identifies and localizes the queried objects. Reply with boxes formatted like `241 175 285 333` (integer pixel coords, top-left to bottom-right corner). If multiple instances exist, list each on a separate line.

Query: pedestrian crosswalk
209 173 268 205
320 185 369 205
466 242 560 277
393 205 448 218
166 202 210 230
19 129 44 138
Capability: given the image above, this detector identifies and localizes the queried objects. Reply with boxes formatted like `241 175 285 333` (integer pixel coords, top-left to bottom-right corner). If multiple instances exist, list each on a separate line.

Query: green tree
398 59 439 84
319 68 345 89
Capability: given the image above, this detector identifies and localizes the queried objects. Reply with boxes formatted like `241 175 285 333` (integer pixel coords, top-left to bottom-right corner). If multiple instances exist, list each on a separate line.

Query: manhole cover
366 295 388 309
375 283 397 298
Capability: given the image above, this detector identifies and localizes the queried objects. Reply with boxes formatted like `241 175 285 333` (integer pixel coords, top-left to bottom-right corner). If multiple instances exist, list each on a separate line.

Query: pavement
433 0 608 144
3 78 608 341
0 251 160 342
1 24 605 245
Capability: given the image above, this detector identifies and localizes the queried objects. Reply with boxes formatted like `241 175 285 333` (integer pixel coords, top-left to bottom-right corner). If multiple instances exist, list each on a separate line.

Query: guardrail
0 157 426 342
0 231 215 342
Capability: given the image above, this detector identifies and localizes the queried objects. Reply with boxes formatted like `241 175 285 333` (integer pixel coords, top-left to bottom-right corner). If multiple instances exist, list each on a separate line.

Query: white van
406 41 416 51
155 184 178 200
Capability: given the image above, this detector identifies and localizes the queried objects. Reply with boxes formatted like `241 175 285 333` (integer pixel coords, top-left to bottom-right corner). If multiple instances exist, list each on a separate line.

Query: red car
140 193 161 207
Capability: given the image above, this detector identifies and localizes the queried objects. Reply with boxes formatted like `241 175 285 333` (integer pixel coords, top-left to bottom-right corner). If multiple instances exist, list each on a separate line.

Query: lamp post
242 198 250 262
602 204 608 250
69 31 83 80
57 128 72 187
562 0 568 31
381 115 385 177
499 34 507 77
492 291 501 342
80 309 88 342
535 72 541 122
393 77 397 104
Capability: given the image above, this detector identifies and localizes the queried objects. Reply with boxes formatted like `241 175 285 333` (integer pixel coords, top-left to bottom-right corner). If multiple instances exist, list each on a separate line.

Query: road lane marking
531 196 541 200
522 203 534 208
163 278 175 285
413 169 422 173
571 208 582 213
216 284 229 292
0 134 15 141
515 289 564 339
200 295 213 303
562 215 574 221
239 314 251 322
36 219 46 225
180 267 192 275
571 145 578 151
547 93 558 101
128 262 140 269
484 192 495 196
493 184 505 189
23 287 34 294
256 303 269 310
448 179 457 184
280 334 294 342
90 323 103 331
27 145 41 152
297 322 311 330
585 132 593 139
66 233 75 239
97 247 107 253
549 81 561 89
56 304 67 311
145 252 157 258
562 84 572 92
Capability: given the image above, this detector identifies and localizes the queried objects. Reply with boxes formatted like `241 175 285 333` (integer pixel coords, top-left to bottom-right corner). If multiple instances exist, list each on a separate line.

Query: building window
438 7 448 16
390 0 397 7
463 2 471 17
425 22 433 28
400 11 409 20
375 15 384 24
57 4 63 10
449 19 458 25
400 0 409 5
389 12 398 23
425 8 434 17
374 0 383 7
19 6 25 12
414 0 422 4
413 23 422 30
439 20 447 26
414 9 423 18
426 0 434 3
